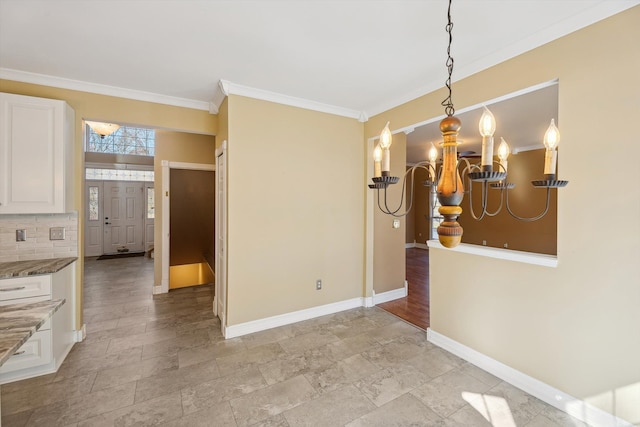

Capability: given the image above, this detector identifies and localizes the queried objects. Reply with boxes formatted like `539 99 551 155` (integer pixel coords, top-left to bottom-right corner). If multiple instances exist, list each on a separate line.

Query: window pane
86 125 155 157
85 168 154 182
147 188 155 219
89 186 99 221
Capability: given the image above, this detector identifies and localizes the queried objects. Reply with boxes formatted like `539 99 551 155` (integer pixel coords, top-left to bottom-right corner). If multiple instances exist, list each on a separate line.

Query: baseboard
73 324 86 342
427 329 634 427
373 282 408 305
224 297 364 339
152 285 163 295
406 242 429 249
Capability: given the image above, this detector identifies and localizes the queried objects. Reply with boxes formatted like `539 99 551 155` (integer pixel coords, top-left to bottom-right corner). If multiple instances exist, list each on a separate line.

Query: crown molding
0 68 211 111
210 79 367 122
209 80 230 114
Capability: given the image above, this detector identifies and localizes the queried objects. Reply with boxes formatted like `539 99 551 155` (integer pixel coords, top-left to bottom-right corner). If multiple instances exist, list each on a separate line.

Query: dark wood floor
377 247 430 330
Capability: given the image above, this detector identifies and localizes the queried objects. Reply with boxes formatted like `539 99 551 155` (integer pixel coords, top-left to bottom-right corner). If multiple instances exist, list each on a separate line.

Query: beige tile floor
1 256 587 426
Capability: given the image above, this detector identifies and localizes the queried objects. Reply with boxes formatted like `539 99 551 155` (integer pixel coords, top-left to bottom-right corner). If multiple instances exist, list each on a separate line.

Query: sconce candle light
368 0 568 248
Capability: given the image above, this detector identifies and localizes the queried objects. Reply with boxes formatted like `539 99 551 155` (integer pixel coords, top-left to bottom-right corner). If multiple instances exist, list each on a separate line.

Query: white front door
84 180 103 257
103 181 144 254
215 147 227 332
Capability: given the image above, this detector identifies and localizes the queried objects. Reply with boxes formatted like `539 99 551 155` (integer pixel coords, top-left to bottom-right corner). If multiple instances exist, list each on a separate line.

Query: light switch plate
50 227 66 240
392 219 400 229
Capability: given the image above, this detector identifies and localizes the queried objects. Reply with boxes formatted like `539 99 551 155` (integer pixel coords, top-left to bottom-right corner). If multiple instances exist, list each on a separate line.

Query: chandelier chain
441 0 455 117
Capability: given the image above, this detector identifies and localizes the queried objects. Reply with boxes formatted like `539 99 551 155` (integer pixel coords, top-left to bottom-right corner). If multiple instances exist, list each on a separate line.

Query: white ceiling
0 1 636 119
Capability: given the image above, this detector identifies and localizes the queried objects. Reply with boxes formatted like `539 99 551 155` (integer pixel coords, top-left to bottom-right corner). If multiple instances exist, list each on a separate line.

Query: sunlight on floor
462 391 517 427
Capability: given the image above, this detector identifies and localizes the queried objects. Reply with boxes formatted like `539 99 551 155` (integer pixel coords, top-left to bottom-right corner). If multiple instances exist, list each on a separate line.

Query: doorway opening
168 168 215 290
160 161 215 294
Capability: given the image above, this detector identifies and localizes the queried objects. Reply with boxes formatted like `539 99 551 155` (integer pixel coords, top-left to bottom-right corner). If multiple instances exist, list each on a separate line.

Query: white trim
427 240 558 267
215 79 367 122
404 242 429 249
73 324 86 342
512 144 544 154
84 162 154 172
372 285 408 305
363 296 375 308
152 285 163 295
0 68 211 111
364 137 375 310
224 297 365 339
161 162 170 294
427 329 634 427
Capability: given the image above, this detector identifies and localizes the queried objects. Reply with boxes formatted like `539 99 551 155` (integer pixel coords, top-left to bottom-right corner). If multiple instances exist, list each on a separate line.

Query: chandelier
368 0 568 249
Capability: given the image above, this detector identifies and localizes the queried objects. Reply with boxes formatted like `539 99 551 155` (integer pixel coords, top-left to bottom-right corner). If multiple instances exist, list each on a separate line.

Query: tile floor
1 256 587 426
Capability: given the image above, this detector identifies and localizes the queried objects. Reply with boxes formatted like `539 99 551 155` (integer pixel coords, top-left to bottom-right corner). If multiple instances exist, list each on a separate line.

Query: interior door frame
159 160 215 294
214 141 227 334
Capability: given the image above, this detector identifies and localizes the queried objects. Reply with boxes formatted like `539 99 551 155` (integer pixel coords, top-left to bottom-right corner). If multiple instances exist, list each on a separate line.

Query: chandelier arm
505 186 552 221
465 174 486 221
376 189 393 215
382 175 408 216
483 186 504 217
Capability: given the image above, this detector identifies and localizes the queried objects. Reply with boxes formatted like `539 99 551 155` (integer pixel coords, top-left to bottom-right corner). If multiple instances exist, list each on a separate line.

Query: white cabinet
0 92 75 214
0 263 75 384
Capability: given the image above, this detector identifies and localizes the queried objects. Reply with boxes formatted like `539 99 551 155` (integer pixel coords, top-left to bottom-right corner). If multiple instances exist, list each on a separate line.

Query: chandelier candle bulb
498 137 510 173
379 122 393 175
373 145 382 178
543 119 560 177
428 144 438 177
479 106 496 172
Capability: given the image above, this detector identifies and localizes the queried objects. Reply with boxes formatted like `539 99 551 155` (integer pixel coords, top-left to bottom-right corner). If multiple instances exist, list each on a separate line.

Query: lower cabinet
0 263 75 384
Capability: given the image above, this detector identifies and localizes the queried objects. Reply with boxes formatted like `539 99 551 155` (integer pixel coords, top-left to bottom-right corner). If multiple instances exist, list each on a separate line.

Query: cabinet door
0 93 66 213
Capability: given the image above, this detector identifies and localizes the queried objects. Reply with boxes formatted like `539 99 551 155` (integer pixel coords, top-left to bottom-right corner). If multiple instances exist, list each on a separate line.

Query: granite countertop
0 257 77 279
0 299 65 366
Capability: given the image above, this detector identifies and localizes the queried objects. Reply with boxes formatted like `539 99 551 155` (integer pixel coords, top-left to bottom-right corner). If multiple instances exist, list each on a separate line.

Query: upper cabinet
0 93 75 214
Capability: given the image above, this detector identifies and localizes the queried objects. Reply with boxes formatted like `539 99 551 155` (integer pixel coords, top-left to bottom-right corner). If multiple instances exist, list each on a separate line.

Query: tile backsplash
0 212 78 262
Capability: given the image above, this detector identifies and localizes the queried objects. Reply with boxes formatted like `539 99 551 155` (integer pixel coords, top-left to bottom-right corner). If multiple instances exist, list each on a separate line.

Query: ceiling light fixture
86 121 120 138
368 0 568 248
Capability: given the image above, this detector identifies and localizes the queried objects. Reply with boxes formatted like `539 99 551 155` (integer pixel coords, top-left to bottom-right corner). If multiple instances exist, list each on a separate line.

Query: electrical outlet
316 279 322 290
16 229 26 242
482 240 487 246
392 219 400 229
50 227 66 240
503 243 509 249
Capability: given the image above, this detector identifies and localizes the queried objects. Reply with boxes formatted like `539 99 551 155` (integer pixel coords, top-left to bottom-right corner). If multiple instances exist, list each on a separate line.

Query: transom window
86 125 155 156
85 168 154 182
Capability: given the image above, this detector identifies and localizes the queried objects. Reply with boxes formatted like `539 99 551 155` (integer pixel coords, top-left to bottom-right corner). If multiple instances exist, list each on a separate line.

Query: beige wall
373 132 406 294
154 131 216 285
0 79 217 328
369 7 640 423
225 95 364 325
